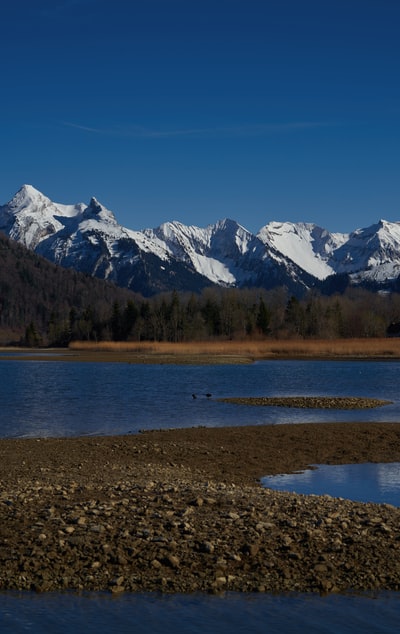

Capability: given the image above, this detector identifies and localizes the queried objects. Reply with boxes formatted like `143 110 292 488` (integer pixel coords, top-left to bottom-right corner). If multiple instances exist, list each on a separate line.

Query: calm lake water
262 462 400 507
0 590 399 634
1 358 400 438
1 358 400 632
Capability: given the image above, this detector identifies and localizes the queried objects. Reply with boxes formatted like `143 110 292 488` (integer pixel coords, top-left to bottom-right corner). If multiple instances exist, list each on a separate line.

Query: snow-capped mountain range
1 184 400 296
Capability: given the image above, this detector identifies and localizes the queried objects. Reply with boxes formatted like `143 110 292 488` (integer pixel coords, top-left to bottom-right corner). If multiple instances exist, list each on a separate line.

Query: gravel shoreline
218 396 392 409
1 422 400 594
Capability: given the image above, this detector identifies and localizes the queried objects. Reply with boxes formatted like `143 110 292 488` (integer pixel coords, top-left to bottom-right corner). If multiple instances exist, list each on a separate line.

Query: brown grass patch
69 338 400 360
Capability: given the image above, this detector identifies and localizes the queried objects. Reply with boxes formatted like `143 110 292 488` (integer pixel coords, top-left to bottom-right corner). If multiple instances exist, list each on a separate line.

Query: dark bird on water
205 393 212 398
192 394 197 399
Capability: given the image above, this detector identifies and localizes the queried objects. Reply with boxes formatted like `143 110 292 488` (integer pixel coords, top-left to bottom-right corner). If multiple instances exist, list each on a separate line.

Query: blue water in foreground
1 358 400 632
0 590 399 634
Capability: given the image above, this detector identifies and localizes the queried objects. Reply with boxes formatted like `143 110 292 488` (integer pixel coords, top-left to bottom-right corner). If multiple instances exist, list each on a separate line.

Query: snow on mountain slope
257 221 348 280
333 220 400 282
2 185 400 295
0 185 85 249
143 218 256 285
258 218 400 285
35 196 175 282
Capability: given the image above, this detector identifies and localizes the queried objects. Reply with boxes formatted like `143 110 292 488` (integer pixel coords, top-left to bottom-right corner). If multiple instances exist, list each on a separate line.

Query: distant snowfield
257 221 351 280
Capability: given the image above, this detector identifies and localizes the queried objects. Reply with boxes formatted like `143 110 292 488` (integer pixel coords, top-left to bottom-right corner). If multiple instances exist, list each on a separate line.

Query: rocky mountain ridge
2 185 400 296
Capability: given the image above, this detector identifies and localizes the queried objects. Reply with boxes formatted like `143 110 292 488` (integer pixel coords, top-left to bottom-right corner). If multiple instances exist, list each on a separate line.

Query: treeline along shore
1 423 400 594
16 286 400 347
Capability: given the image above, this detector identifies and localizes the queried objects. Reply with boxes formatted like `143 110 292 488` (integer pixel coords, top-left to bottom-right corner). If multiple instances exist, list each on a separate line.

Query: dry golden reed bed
3 338 400 364
69 338 400 360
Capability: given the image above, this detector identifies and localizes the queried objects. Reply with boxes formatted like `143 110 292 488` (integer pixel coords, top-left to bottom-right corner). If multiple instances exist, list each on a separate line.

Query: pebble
1 474 399 595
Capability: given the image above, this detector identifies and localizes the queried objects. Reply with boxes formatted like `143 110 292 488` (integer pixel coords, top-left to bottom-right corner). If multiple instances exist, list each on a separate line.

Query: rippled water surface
1 359 400 438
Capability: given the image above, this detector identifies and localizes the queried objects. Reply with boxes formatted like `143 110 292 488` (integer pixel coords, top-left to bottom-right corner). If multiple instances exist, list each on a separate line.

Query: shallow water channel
262 462 400 507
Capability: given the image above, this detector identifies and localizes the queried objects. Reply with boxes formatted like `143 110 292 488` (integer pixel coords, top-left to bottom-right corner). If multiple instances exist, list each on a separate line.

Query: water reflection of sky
262 462 400 507
1 358 400 437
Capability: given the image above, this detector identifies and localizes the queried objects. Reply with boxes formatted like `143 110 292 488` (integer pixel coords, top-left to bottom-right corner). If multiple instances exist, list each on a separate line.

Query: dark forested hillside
0 232 137 345
2 230 400 346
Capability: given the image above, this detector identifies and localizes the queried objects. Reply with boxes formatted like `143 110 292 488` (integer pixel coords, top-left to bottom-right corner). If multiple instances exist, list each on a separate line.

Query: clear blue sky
2 0 400 233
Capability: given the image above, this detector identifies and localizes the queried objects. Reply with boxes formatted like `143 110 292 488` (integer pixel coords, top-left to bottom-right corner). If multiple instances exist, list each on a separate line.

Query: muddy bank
1 423 400 594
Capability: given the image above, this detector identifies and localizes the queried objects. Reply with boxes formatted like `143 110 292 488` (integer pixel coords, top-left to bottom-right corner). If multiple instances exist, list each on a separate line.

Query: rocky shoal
218 396 392 409
1 423 400 594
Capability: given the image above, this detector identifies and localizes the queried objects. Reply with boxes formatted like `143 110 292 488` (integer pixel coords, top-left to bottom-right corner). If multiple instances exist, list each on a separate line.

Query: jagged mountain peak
16 183 42 197
374 219 400 239
346 219 400 247
89 196 102 210
8 184 52 212
152 217 250 243
331 218 400 279
0 185 67 249
213 217 244 231
84 197 117 223
16 183 44 199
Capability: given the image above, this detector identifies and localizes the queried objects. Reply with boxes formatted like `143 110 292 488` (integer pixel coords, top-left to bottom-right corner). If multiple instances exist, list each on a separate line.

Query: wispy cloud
62 120 336 140
62 121 107 134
